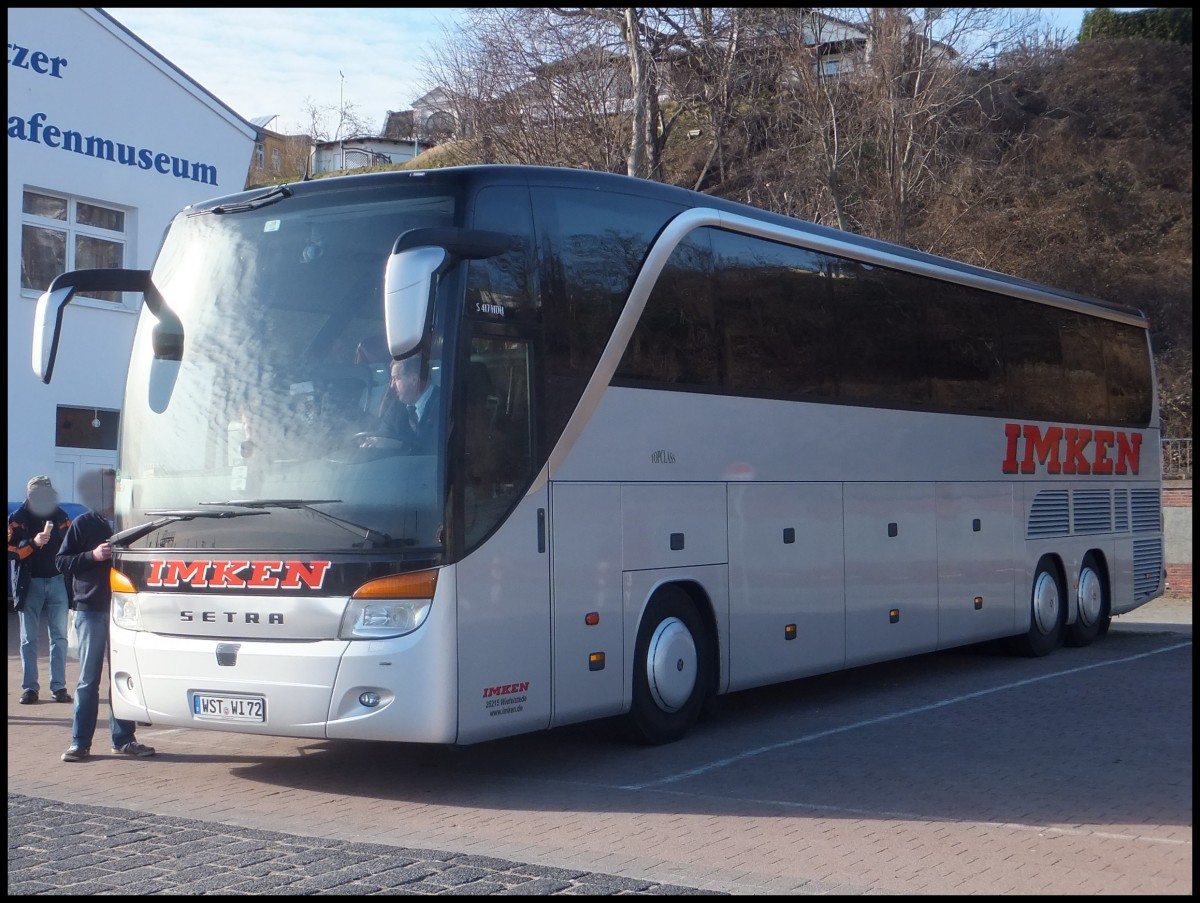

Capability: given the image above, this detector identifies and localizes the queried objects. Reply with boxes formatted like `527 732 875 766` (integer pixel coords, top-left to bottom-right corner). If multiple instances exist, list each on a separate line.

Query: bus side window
468 186 536 323
463 337 534 550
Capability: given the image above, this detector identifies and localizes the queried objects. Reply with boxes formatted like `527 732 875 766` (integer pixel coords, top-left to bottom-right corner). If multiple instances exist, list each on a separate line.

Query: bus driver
359 355 440 452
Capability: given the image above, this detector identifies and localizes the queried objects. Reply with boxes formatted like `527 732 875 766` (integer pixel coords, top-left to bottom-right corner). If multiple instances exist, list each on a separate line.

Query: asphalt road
8 596 1192 895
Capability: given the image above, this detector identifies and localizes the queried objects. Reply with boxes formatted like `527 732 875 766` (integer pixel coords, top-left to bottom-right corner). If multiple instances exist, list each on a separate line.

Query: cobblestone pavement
8 794 724 895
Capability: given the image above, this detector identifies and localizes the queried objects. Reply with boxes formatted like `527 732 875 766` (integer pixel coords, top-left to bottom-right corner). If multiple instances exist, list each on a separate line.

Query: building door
53 452 116 510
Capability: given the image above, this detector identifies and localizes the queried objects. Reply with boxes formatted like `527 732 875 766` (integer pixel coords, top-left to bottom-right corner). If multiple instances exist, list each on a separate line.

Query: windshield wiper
203 184 293 216
200 499 395 545
110 507 269 547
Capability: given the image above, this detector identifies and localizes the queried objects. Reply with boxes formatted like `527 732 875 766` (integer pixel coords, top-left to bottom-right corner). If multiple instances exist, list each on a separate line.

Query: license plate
192 692 265 722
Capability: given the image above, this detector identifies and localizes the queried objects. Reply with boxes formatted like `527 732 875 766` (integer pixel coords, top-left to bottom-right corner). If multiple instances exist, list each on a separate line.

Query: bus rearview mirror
30 268 178 384
32 284 74 383
384 246 448 360
383 227 522 360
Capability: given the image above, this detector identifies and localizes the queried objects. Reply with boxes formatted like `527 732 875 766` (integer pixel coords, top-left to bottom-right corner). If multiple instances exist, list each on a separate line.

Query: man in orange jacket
8 475 73 705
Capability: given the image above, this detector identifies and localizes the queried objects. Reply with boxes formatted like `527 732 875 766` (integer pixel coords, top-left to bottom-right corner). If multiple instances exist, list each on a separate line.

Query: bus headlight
111 592 141 630
339 569 438 640
340 598 432 639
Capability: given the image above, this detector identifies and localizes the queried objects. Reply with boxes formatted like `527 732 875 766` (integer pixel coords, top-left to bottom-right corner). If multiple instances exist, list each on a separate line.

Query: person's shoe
52 689 73 703
111 741 156 758
61 746 90 762
19 690 38 705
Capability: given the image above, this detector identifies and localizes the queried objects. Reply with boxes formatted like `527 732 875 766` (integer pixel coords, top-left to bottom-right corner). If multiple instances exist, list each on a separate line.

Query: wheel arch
1081 547 1111 591
671 579 721 698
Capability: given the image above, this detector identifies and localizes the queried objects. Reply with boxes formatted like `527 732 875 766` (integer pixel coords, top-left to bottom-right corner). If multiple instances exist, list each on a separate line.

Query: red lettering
162 560 208 588
146 560 167 587
482 683 529 698
1006 423 1144 477
1115 432 1142 474
1062 428 1093 475
1001 423 1021 474
208 560 249 588
279 560 332 590
246 560 284 588
1021 425 1062 474
1092 430 1115 475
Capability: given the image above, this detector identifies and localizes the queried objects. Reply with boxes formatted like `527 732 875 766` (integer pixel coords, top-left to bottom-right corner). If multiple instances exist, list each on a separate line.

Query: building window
255 142 266 168
271 147 282 173
21 190 128 303
56 406 120 450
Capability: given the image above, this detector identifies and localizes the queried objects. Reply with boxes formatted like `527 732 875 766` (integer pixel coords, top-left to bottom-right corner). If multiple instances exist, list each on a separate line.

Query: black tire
1065 553 1111 647
627 586 712 745
1013 556 1065 657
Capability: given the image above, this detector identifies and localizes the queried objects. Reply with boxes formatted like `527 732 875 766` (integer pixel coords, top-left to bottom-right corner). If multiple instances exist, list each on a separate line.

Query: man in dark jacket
8 475 73 705
368 355 441 452
56 488 155 763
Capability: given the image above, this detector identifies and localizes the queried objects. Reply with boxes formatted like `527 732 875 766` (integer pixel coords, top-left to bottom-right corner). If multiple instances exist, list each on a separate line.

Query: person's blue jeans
18 575 70 694
71 610 136 751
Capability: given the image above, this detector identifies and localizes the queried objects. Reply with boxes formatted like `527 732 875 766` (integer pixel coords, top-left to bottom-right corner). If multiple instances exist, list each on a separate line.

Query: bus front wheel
628 586 711 745
1065 553 1111 647
1013 557 1065 657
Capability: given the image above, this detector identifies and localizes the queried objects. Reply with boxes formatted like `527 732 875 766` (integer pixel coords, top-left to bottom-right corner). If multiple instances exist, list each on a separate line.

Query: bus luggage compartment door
844 482 938 667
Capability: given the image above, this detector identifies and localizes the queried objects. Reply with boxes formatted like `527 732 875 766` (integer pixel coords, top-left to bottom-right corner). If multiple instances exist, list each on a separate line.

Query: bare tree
425 8 773 183
856 8 1042 244
546 8 753 181
295 95 373 144
422 9 632 171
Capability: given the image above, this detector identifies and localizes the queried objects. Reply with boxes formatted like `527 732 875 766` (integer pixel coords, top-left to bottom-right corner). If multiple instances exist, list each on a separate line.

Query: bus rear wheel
1013 557 1065 657
1066 553 1111 647
628 586 711 745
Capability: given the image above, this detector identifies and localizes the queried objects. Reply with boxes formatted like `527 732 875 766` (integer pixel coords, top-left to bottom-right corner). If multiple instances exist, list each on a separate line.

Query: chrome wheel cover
1077 565 1104 627
646 617 697 712
1033 570 1061 635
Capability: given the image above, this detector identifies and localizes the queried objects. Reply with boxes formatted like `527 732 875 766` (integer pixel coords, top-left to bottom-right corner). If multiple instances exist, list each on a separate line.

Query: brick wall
1165 564 1192 596
1163 486 1191 598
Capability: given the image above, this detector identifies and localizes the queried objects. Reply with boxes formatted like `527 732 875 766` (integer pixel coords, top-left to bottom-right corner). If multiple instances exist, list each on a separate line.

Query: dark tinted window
536 187 683 441
830 258 930 406
1003 300 1064 421
925 283 1006 413
606 219 1151 429
1100 319 1153 426
1057 311 1108 423
462 335 535 551
714 230 837 398
467 186 537 323
616 232 720 388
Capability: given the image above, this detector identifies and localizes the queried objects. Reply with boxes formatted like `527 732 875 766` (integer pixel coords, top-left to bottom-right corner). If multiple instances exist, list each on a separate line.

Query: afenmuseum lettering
8 111 219 186
1001 422 1142 475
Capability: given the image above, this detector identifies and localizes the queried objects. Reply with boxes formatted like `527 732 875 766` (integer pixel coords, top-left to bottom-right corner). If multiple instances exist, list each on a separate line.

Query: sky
103 7 467 135
103 8 1135 137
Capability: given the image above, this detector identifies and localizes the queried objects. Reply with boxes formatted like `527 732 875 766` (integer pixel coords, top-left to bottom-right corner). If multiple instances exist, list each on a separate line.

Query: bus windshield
119 183 459 554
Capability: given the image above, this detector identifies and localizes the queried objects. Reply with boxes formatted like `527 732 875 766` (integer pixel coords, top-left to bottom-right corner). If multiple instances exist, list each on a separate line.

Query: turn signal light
352 569 438 600
110 568 135 594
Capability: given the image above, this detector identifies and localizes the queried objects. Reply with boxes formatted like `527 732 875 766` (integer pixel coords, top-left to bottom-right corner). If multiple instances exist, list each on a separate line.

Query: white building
7 8 255 511
311 135 422 174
